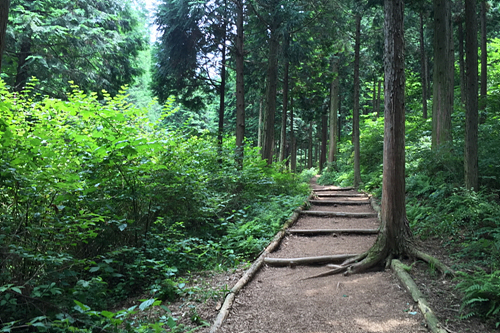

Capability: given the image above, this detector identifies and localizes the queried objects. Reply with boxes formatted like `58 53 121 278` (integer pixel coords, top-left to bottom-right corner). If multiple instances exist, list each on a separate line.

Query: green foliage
456 270 500 328
0 79 309 330
3 0 147 97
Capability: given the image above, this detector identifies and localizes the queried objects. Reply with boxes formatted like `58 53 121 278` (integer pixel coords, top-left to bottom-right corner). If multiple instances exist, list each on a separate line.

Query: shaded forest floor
127 177 497 332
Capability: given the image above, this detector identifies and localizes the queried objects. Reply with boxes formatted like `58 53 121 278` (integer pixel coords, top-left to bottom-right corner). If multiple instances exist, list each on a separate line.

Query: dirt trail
216 177 428 333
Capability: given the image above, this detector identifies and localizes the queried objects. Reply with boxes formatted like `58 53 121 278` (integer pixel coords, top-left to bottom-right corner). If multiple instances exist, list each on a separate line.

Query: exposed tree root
414 249 455 277
302 246 454 283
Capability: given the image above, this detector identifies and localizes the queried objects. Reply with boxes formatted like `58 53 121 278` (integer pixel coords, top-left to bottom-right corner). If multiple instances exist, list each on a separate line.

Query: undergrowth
0 80 309 332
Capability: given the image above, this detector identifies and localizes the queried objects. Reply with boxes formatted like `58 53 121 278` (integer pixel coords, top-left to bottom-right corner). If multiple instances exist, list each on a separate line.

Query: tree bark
0 0 9 73
432 0 453 150
328 57 339 163
262 24 280 165
217 12 227 159
457 18 466 105
381 0 411 256
279 33 290 164
257 98 263 148
480 0 487 111
353 13 362 188
15 35 31 92
376 79 382 117
464 0 479 190
235 0 245 168
319 109 327 171
290 92 297 172
419 11 428 119
308 123 313 168
371 79 376 115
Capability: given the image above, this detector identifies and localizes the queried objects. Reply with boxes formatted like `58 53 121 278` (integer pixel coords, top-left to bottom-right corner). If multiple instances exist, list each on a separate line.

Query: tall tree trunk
372 79 376 114
376 79 382 117
290 92 297 172
320 110 327 171
465 0 479 190
419 11 428 119
279 33 290 163
353 13 362 188
235 0 245 168
432 0 453 150
257 98 263 148
480 0 487 112
338 93 342 141
262 25 280 165
0 0 9 73
15 36 31 92
381 0 412 257
308 123 313 168
458 18 466 105
217 16 227 159
328 58 339 163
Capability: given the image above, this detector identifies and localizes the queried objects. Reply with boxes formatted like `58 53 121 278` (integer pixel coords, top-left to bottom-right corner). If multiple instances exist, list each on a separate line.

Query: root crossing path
216 177 428 333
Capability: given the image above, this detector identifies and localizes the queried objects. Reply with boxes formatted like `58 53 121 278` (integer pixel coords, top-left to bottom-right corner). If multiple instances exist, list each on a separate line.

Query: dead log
391 259 448 333
288 228 379 235
300 211 377 218
263 254 358 267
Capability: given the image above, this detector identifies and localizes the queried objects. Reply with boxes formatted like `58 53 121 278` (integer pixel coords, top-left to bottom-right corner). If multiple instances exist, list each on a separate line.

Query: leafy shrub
0 79 310 330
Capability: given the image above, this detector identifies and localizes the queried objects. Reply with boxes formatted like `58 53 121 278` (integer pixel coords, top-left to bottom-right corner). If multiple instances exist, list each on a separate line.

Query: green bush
0 80 309 330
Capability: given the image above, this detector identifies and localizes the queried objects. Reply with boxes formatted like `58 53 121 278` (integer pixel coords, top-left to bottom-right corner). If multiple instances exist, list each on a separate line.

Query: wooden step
300 211 378 218
263 254 357 267
314 187 354 192
315 193 367 198
288 228 379 235
309 199 370 205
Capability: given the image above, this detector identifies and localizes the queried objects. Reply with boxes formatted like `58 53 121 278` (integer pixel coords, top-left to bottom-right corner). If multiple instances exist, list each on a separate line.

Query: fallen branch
300 211 377 218
288 228 379 235
391 259 448 333
264 254 358 267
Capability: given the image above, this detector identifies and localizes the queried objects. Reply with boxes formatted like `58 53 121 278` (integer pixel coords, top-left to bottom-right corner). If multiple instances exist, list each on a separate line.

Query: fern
456 270 500 327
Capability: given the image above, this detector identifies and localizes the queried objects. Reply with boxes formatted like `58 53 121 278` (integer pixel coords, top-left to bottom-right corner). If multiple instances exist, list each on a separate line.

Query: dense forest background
1 0 500 331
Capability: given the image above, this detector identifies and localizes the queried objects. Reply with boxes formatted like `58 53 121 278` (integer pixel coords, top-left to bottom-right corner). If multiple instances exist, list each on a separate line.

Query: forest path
215 177 428 333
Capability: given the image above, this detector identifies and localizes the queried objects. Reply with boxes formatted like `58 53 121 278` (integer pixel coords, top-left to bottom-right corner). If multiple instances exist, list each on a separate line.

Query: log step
300 211 378 218
264 254 358 267
309 200 370 205
288 228 379 235
315 193 367 198
313 187 354 192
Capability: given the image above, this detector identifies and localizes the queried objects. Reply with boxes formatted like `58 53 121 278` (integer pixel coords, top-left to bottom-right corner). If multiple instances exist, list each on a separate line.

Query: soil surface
213 177 428 333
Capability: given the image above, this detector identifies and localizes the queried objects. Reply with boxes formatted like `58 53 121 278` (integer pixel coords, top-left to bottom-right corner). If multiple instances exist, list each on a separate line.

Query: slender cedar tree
464 0 479 190
235 0 245 167
328 56 339 164
0 0 9 72
480 0 487 111
432 0 453 150
353 12 362 188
